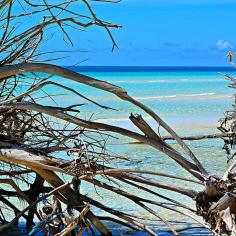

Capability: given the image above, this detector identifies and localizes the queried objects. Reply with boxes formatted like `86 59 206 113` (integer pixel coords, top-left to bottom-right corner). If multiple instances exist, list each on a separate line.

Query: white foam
110 79 225 84
134 93 222 101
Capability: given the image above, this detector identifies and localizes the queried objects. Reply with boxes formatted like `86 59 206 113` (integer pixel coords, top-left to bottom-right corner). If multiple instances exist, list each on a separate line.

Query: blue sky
44 0 236 66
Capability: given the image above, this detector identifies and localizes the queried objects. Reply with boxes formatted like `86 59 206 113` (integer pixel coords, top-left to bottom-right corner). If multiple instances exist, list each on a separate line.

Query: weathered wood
0 102 204 180
1 1 236 235
0 62 208 177
55 206 90 236
127 132 233 144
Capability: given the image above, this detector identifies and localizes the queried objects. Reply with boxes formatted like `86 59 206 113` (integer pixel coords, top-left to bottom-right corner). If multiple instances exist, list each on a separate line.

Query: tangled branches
219 63 236 163
1 1 236 236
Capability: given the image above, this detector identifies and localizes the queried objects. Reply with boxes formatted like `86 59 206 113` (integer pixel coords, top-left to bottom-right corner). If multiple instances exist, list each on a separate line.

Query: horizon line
66 65 232 67
64 65 235 72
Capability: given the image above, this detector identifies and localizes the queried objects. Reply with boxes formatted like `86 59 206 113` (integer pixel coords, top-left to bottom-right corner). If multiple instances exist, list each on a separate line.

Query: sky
40 1 236 66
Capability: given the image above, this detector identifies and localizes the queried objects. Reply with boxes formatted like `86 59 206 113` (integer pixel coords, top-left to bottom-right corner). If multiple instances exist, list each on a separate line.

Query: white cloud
216 40 233 51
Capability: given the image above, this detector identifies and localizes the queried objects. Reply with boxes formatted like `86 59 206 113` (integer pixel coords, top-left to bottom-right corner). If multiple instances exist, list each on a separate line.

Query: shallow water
4 67 236 235
8 225 213 236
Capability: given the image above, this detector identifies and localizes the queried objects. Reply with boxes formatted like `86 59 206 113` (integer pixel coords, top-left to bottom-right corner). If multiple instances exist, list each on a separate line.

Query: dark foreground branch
126 132 233 145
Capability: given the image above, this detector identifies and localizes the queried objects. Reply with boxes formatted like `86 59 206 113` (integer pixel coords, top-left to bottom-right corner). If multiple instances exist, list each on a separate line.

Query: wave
109 78 226 84
134 93 232 101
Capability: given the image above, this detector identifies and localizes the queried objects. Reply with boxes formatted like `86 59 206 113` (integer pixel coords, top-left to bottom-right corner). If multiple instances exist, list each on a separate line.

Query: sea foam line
110 79 225 84
134 92 227 101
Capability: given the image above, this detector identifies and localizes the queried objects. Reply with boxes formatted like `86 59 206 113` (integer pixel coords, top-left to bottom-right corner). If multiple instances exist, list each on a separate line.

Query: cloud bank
216 40 233 51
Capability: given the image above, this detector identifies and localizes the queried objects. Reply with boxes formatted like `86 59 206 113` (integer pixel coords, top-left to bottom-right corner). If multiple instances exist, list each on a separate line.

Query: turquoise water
57 68 234 232
8 67 236 235
37 69 234 126
80 70 233 121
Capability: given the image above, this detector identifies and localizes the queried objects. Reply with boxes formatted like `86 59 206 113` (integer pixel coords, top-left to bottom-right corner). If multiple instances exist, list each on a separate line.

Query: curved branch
0 102 203 180
0 63 208 177
0 80 114 110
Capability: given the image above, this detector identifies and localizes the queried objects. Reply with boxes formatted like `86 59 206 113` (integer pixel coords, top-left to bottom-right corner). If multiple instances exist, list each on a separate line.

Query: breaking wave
134 93 232 101
110 78 225 84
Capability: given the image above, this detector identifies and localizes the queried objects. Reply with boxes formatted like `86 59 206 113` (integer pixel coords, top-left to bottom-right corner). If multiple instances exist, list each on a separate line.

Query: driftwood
0 1 236 236
126 133 234 145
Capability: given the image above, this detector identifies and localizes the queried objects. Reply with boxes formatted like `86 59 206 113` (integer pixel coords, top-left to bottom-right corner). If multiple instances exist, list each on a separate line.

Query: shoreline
95 115 220 134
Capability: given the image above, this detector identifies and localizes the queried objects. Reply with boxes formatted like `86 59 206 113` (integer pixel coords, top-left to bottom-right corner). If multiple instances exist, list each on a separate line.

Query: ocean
63 66 234 234
8 66 236 235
